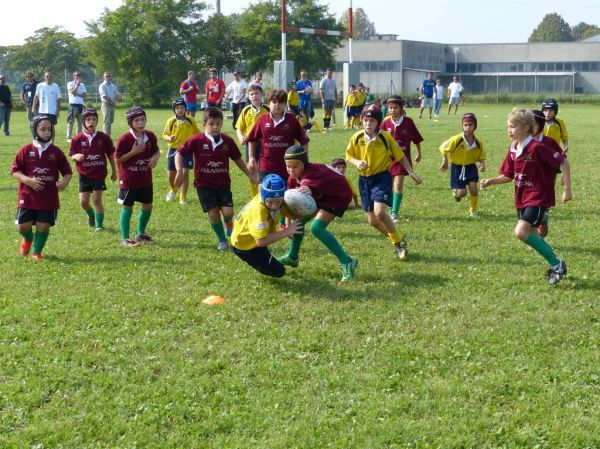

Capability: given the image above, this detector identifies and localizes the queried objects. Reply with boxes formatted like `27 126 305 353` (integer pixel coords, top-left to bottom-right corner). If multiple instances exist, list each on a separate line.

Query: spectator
0 74 12 136
179 70 200 117
319 67 337 131
99 72 121 136
66 71 87 142
33 71 61 125
21 71 39 123
226 72 247 129
296 70 314 118
419 72 435 119
447 76 464 115
205 68 225 109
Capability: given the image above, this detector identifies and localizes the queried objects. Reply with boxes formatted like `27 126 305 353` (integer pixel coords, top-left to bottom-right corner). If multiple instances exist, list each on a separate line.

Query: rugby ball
284 189 317 216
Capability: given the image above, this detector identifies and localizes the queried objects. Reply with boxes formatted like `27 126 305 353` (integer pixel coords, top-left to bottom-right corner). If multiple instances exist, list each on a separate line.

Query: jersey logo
32 167 50 174
136 159 150 165
206 161 222 168
87 154 101 160
270 135 284 142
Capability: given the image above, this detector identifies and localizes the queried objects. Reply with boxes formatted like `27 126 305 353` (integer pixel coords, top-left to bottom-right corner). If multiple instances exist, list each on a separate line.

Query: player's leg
221 205 234 238
17 219 34 256
467 181 479 216
391 175 405 221
79 191 95 228
311 209 356 281
31 220 51 260
136 201 155 244
233 246 286 278
278 215 311 267
373 201 408 259
92 190 105 230
166 149 178 201
180 168 190 205
208 207 228 249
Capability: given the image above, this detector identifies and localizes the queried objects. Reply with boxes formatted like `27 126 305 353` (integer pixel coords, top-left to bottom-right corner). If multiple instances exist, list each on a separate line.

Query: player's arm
32 94 39 113
108 155 117 182
12 170 45 191
480 175 512 189
414 142 422 163
117 142 145 163
233 157 257 183
56 174 72 191
399 156 422 185
255 221 303 247
560 158 572 202
55 98 61 119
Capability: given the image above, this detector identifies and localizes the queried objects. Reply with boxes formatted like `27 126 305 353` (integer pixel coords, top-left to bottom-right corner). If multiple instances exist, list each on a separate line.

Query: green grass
1 104 600 448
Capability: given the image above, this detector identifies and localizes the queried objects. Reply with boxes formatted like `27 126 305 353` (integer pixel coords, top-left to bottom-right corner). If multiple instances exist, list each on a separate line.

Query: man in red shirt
180 70 200 117
205 68 225 109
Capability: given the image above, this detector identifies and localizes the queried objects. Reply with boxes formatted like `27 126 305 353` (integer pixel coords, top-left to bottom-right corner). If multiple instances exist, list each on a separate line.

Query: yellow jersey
345 129 404 177
439 133 486 166
287 90 299 107
162 116 199 149
344 92 360 107
344 174 358 196
231 194 292 251
543 117 568 147
235 104 270 137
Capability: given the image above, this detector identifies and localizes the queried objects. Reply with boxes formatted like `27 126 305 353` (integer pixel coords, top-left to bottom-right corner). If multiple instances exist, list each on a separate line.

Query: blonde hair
507 108 534 134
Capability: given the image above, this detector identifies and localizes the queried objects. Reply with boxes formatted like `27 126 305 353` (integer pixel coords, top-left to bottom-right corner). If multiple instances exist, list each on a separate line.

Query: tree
3 27 84 78
529 13 572 43
570 22 600 41
339 7 377 39
237 0 342 76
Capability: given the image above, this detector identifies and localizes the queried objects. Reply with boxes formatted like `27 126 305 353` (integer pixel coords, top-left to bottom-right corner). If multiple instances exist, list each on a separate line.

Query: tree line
529 13 600 43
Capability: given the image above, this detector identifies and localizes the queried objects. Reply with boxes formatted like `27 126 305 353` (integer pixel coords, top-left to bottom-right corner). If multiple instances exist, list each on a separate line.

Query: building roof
581 33 600 42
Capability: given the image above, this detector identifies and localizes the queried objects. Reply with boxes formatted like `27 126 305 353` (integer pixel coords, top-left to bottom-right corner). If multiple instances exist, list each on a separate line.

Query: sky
2 0 600 46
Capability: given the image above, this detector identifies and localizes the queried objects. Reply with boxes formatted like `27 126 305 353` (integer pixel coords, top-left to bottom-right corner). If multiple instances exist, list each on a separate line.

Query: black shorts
79 174 107 193
15 208 57 226
450 163 479 189
320 205 348 218
517 206 548 227
117 186 153 207
244 142 262 163
197 186 233 212
233 246 285 278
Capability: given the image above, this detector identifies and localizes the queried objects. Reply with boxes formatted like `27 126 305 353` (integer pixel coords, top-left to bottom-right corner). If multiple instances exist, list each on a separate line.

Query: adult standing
33 71 61 124
419 72 435 119
319 67 337 131
179 70 200 117
226 72 247 129
98 72 121 136
205 68 225 109
66 70 87 142
21 71 39 123
0 74 12 136
296 70 314 118
433 78 444 117
447 76 464 115
248 72 265 91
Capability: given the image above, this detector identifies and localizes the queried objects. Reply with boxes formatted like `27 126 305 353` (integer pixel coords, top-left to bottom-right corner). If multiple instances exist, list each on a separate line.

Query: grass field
1 103 600 448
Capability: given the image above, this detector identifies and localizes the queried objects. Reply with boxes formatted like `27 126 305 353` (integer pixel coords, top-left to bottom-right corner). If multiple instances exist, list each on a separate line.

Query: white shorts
449 97 461 105
421 97 434 108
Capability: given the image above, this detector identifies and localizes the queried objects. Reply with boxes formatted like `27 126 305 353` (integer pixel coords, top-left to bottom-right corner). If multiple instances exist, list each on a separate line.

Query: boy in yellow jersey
346 105 422 259
541 98 568 153
236 84 269 197
231 174 303 277
287 82 299 115
163 98 199 205
344 85 359 129
439 113 486 217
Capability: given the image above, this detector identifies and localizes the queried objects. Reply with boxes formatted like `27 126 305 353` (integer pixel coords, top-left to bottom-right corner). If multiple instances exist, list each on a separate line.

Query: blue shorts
450 163 479 189
167 149 193 171
358 171 392 212
186 102 197 112
348 106 363 118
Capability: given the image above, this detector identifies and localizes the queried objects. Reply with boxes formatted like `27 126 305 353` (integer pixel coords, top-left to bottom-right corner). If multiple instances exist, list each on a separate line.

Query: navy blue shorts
450 163 479 189
517 206 548 227
233 246 285 278
358 171 392 212
348 106 363 118
15 208 57 226
167 149 193 171
79 174 107 193
197 186 233 212
117 186 153 207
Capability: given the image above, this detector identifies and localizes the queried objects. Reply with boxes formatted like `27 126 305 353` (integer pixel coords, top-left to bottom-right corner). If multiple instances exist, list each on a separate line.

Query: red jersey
69 131 114 181
11 143 72 210
288 162 351 209
205 79 225 104
115 130 159 189
178 132 242 189
499 136 565 209
244 113 309 179
180 79 199 103
381 115 423 176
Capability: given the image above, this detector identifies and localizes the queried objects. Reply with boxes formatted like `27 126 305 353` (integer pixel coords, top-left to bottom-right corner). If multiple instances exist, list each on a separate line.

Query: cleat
135 232 156 245
87 217 95 229
94 227 104 232
217 241 229 251
394 240 408 260
469 210 477 217
547 259 567 285
165 191 176 202
20 239 32 256
341 256 358 282
121 238 140 247
277 253 299 268
179 198 189 205
31 253 44 261
391 213 399 223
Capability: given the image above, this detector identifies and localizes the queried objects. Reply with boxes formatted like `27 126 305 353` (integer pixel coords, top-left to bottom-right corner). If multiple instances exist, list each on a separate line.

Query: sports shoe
31 253 44 261
135 232 156 245
391 213 399 223
277 253 299 268
469 210 477 218
538 211 549 238
67 138 72 143
217 241 229 251
20 239 32 256
452 192 461 203
122 238 140 247
547 259 567 285
179 198 189 205
95 227 104 232
394 240 408 260
87 217 95 229
165 191 176 202
340 256 358 282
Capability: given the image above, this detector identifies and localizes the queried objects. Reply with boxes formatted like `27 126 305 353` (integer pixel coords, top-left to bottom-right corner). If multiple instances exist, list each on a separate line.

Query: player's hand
480 179 490 189
439 160 448 172
410 173 423 185
297 186 312 195
110 172 117 182
285 220 304 237
131 142 145 155
72 153 85 162
56 179 69 191
562 190 572 203
415 153 422 164
25 177 44 191
479 161 486 172
148 155 159 169
357 160 368 171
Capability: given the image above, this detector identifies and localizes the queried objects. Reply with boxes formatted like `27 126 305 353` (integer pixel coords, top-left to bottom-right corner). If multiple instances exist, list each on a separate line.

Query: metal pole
496 71 499 103
216 0 220 14
281 0 287 61
348 1 353 63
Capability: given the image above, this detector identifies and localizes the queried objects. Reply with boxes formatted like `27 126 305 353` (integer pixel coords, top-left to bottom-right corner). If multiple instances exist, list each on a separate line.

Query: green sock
392 192 403 215
311 219 351 264
287 216 311 259
279 216 286 227
19 229 34 241
95 213 104 229
525 233 560 266
137 209 152 235
32 230 49 254
85 207 94 220
210 220 227 243
120 208 133 240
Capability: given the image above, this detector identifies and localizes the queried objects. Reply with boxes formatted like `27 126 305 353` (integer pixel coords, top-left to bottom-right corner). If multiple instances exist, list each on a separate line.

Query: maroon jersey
69 131 115 181
11 143 72 210
245 113 309 178
499 136 565 209
178 132 242 189
381 115 423 176
115 130 159 189
287 162 352 209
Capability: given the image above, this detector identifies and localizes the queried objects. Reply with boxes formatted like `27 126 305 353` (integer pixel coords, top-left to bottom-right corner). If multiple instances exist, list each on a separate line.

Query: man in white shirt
226 72 247 130
33 71 61 124
98 72 122 136
447 76 464 115
66 71 87 142
319 67 337 131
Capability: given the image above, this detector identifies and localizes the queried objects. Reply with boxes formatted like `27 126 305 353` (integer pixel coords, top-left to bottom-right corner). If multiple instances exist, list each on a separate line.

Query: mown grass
1 102 599 448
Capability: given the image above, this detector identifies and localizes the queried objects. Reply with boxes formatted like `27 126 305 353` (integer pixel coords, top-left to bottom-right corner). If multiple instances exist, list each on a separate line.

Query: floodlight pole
348 0 353 63
453 47 459 73
281 0 287 61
